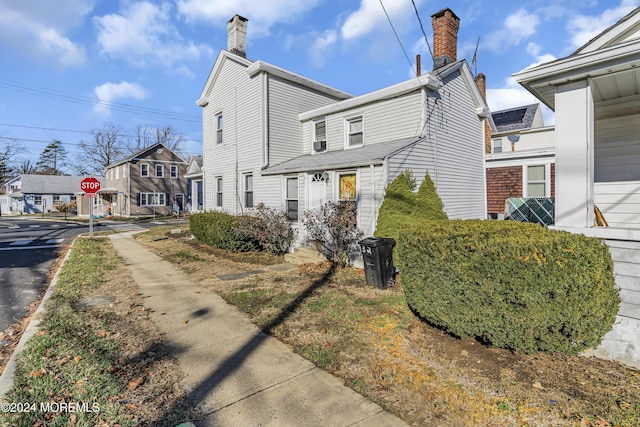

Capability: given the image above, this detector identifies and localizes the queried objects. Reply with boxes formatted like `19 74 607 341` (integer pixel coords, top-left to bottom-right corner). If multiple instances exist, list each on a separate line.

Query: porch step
284 246 327 265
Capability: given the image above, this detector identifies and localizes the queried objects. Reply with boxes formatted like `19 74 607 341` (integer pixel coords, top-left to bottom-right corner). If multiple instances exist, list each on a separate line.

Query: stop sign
80 177 101 194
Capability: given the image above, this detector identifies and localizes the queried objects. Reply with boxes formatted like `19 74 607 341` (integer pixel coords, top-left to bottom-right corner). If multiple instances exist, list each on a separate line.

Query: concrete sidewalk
109 232 408 426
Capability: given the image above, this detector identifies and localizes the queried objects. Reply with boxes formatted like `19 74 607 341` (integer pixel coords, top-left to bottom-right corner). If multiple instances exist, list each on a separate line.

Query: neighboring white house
184 155 203 213
198 9 491 241
0 174 86 214
515 6 640 369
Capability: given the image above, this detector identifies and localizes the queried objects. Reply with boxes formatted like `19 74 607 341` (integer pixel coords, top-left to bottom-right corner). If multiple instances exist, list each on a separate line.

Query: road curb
0 239 76 399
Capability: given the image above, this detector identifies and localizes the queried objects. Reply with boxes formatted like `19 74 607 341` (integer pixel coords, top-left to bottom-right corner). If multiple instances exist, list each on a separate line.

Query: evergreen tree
36 140 68 175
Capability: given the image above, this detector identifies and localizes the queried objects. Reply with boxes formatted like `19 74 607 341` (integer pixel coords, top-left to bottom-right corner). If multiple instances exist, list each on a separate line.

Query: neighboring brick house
100 143 188 217
485 104 555 218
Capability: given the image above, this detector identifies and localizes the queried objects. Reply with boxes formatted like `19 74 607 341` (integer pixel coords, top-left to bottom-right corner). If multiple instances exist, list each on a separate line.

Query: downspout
127 163 131 217
370 164 377 235
260 72 270 171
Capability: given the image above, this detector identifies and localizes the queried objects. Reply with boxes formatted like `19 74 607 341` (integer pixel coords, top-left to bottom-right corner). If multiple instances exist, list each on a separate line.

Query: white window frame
313 119 327 153
215 176 223 207
492 138 503 153
170 164 178 179
285 176 299 221
140 192 166 207
243 173 254 208
140 163 150 177
34 195 42 205
216 113 223 145
155 164 164 178
523 164 550 197
345 115 363 148
115 167 119 180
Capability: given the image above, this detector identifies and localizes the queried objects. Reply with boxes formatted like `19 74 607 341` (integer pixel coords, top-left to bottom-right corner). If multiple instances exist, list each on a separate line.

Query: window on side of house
34 195 42 205
215 177 223 207
115 167 119 180
53 195 61 203
155 164 164 178
140 193 167 206
527 165 546 197
170 165 178 179
244 173 254 208
285 177 298 221
216 113 223 144
141 163 150 177
346 116 363 148
313 120 326 153
492 138 503 153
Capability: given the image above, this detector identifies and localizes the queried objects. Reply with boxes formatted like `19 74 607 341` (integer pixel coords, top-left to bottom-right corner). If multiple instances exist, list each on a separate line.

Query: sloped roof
262 137 424 175
107 142 187 168
185 155 203 178
19 174 102 194
491 104 539 133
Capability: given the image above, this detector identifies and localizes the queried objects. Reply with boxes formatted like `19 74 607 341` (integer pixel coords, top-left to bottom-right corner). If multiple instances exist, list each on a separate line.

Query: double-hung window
492 138 503 153
244 173 254 208
313 120 326 152
170 164 178 179
216 113 223 144
285 177 298 221
141 164 150 177
156 164 164 178
526 165 546 197
346 116 363 148
215 177 223 207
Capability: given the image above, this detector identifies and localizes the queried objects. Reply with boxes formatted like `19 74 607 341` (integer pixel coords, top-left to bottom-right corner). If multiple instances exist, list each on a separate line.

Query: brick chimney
431 8 460 69
227 14 248 58
475 72 493 153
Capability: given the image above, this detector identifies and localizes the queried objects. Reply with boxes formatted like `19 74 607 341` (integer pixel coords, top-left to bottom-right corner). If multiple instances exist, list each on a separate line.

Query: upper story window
346 116 363 148
141 163 150 177
216 113 223 144
156 164 164 178
313 120 326 153
115 166 120 180
492 138 503 153
170 165 178 179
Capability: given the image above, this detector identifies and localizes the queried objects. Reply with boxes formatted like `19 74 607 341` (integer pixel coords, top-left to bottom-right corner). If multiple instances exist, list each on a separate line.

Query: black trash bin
359 237 396 289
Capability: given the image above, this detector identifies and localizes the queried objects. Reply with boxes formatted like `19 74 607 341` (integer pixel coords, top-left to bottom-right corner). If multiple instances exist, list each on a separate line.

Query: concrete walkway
109 232 407 426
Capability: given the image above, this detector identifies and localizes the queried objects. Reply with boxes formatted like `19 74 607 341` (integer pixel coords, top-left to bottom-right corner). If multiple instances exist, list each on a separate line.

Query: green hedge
397 220 619 354
190 211 258 252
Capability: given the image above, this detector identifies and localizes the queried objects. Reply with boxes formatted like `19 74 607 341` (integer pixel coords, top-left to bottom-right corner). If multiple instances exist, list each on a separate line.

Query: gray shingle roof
262 137 424 175
491 104 539 133
20 175 104 194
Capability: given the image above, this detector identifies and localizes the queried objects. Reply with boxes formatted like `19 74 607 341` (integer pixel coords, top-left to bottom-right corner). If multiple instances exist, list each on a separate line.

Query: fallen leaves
127 376 144 391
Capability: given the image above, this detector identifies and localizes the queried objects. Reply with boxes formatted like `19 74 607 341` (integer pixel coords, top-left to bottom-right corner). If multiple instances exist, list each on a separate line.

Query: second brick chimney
431 8 460 69
227 14 248 58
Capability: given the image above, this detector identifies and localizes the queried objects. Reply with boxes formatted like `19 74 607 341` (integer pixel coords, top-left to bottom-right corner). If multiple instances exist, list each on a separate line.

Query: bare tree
0 135 23 183
73 123 126 176
127 125 186 157
16 159 36 174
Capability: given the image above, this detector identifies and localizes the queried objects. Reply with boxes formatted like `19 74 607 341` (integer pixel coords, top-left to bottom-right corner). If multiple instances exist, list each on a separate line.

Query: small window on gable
313 120 326 153
216 113 223 144
346 116 363 148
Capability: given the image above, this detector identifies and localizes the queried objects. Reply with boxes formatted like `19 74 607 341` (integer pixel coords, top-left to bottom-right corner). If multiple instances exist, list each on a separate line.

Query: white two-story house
198 9 491 241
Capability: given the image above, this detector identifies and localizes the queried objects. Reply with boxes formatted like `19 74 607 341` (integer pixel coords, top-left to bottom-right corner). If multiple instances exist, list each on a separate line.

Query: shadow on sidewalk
151 265 336 425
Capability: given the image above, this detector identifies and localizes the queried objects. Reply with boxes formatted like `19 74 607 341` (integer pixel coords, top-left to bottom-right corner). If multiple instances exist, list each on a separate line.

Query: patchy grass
133 225 640 427
0 237 199 427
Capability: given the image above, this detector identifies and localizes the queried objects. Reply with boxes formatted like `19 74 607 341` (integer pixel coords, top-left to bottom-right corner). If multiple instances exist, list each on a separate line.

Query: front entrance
308 172 327 211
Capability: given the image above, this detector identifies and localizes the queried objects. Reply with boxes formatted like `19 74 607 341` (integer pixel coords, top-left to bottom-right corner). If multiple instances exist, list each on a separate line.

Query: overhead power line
0 80 202 123
378 0 416 76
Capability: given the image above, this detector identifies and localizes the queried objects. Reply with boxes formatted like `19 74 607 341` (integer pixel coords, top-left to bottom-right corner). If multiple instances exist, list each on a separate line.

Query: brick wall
486 166 523 215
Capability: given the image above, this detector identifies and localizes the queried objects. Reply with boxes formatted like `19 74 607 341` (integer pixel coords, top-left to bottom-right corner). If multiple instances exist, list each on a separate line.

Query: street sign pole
89 197 93 238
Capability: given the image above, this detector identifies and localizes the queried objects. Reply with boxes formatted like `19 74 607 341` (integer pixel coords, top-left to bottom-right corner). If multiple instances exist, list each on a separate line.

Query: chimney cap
228 14 248 24
431 8 460 20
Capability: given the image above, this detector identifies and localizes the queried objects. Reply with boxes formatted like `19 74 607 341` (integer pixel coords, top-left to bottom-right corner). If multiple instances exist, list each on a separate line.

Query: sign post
80 177 101 238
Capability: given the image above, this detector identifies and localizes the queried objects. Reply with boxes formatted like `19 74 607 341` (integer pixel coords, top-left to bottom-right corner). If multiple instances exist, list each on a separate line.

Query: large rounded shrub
190 211 258 251
397 220 619 354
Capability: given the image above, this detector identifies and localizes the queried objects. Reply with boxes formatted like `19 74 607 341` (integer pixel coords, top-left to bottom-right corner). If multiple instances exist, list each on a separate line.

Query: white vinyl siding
595 181 640 228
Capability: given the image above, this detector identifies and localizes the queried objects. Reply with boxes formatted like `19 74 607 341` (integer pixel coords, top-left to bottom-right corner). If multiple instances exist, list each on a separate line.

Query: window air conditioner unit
313 140 326 152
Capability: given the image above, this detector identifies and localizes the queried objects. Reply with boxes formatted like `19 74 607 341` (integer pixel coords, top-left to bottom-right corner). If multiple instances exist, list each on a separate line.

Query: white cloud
176 0 320 36
0 0 92 67
340 0 417 41
308 30 337 68
93 81 149 117
484 8 540 52
567 0 639 49
94 1 211 68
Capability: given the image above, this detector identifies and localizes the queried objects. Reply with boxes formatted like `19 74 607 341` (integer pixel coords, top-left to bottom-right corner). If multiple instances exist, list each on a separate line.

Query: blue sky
1 0 638 173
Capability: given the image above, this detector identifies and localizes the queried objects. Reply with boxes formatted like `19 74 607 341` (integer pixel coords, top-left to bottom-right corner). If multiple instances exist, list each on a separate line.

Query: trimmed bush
375 170 447 266
398 220 619 354
236 203 296 256
190 211 258 252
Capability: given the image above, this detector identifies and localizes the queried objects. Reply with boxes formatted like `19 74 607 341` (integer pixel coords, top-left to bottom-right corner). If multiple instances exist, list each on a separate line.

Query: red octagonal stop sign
80 177 101 194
